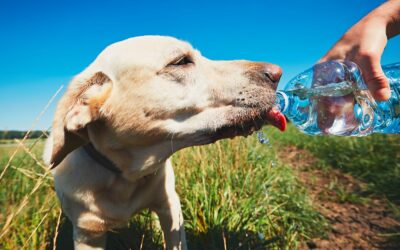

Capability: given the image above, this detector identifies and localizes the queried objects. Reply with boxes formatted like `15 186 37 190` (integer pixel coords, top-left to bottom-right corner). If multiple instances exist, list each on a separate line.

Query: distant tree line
0 130 48 140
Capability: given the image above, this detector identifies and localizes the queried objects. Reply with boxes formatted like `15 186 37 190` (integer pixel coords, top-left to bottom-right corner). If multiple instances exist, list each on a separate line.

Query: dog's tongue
266 107 286 132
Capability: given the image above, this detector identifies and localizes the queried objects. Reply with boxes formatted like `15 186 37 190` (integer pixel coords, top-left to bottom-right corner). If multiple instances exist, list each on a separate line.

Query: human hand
319 0 400 101
319 15 389 101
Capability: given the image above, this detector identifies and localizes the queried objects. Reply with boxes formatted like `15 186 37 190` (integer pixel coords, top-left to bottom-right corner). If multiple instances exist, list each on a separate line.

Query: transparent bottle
276 60 400 136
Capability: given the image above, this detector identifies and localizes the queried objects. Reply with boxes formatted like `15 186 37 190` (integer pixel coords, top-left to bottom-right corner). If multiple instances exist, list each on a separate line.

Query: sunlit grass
268 125 400 205
0 129 327 249
0 137 58 250
2 119 400 249
173 135 327 249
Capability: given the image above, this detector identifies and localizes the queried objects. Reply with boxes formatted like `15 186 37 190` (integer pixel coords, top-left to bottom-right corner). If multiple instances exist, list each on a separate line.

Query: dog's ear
49 71 113 168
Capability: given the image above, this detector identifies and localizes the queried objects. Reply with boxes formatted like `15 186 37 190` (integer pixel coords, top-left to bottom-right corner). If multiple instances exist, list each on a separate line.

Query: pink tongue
267 108 286 132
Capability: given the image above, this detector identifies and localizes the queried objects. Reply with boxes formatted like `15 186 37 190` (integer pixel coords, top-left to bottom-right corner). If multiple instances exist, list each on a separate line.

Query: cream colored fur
44 35 281 250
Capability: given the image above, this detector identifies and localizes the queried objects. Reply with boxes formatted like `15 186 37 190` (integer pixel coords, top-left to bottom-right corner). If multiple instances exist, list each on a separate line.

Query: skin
319 0 400 101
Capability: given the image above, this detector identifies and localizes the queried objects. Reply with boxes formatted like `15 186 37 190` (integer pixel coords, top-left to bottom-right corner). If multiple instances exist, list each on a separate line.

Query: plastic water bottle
275 60 400 136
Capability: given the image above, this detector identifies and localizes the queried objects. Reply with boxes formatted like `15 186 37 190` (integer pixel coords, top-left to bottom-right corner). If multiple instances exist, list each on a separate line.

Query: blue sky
0 0 398 130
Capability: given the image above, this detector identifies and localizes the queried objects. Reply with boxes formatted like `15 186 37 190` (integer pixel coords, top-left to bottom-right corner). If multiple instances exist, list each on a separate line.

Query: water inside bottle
287 81 353 98
257 131 270 145
282 81 377 136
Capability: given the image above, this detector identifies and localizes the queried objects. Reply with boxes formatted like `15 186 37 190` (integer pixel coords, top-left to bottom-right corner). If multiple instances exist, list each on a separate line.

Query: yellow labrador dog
43 36 286 250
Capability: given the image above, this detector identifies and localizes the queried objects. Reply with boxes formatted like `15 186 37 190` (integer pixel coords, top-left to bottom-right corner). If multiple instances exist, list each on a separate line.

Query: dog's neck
87 124 177 182
83 143 122 174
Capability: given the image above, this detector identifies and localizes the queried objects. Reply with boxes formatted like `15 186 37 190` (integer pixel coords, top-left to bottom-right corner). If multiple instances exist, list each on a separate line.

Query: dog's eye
170 56 194 66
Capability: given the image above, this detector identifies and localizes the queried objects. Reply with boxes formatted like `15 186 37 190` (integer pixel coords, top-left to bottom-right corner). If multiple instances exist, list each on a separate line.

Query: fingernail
383 88 391 99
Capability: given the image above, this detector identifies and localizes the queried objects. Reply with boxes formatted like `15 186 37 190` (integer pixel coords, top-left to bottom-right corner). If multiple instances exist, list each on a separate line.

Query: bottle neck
275 91 289 113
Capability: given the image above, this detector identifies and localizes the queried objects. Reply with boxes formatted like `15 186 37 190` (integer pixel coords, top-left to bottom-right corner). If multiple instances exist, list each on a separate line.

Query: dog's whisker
170 132 175 155
251 116 257 126
240 122 246 134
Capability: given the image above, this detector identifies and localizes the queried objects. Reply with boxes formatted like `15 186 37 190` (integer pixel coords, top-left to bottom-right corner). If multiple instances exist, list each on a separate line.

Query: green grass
2 125 400 249
173 137 327 249
0 137 59 250
0 131 328 249
267 125 400 206
325 178 368 204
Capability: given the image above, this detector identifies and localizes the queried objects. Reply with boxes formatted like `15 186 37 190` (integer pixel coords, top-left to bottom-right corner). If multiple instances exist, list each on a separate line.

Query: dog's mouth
211 107 286 140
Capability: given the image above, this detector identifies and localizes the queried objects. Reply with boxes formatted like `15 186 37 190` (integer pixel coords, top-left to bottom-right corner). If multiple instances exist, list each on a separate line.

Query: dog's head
48 36 285 171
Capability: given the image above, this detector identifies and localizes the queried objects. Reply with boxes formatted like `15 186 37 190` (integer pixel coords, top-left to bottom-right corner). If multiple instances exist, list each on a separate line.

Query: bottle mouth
275 91 288 113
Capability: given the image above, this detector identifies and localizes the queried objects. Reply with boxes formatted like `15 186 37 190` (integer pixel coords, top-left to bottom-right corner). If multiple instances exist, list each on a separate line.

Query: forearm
368 0 400 38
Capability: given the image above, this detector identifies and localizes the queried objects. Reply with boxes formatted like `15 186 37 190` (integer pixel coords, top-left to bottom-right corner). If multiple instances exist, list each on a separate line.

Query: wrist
373 0 400 38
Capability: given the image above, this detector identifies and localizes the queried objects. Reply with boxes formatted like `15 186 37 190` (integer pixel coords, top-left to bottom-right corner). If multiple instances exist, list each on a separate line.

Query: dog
43 35 286 250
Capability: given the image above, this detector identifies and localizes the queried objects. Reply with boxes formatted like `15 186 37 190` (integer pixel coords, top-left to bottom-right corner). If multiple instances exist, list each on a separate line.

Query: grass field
0 125 399 249
269 125 400 208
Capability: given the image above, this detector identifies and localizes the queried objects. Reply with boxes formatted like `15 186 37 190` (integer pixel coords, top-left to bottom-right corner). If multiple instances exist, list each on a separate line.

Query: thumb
359 59 390 101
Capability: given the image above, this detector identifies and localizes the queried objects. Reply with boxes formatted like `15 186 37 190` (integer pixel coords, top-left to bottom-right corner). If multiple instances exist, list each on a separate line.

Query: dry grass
0 133 327 249
0 87 326 249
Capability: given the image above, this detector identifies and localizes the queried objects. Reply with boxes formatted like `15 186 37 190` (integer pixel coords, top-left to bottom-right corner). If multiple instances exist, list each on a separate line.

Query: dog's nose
262 63 282 85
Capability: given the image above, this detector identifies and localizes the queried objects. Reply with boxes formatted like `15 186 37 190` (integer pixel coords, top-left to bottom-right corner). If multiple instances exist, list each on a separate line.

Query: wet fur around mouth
191 90 277 145
234 86 276 109
213 86 277 140
215 108 271 139
181 107 271 147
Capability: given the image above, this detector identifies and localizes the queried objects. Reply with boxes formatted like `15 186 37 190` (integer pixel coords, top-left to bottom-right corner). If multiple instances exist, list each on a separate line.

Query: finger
317 56 328 64
358 58 390 101
317 53 341 64
317 42 348 64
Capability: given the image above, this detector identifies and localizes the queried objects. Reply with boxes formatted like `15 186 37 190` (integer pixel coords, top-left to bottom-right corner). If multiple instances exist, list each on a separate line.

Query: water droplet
363 114 370 124
271 160 277 167
257 131 270 145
